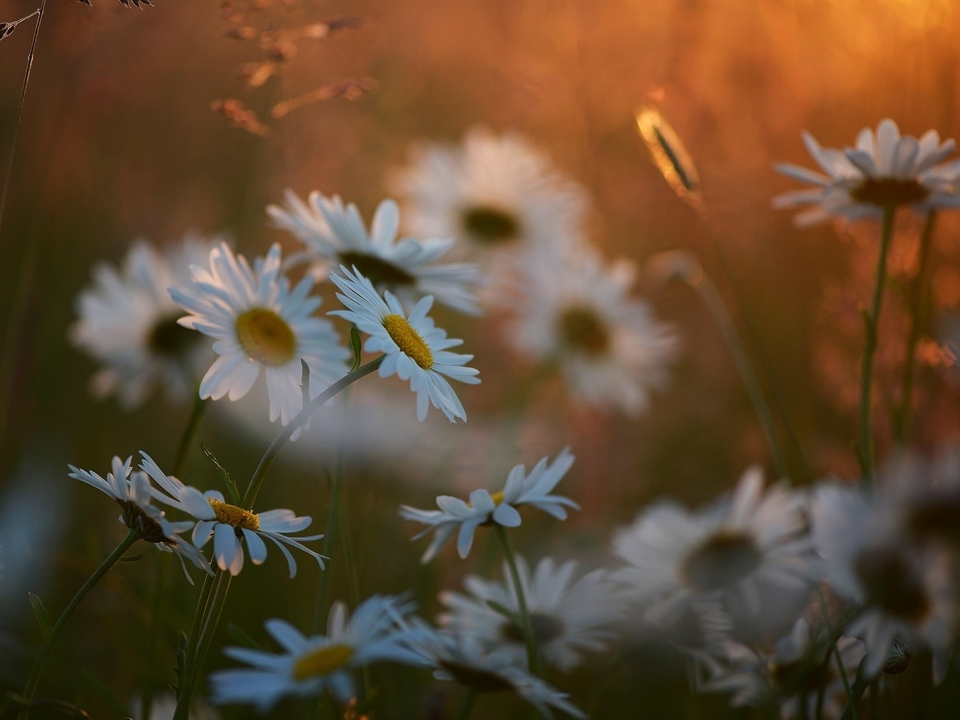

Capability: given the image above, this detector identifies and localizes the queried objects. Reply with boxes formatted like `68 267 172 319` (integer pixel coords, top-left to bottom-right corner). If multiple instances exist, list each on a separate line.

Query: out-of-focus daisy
268 191 483 315
508 248 679 415
67 456 211 579
400 447 578 562
406 625 586 719
169 242 350 427
612 467 816 626
328 266 479 422
139 452 324 577
439 555 626 671
71 234 219 409
811 481 957 683
208 596 423 711
387 127 588 252
696 617 865 720
774 118 960 225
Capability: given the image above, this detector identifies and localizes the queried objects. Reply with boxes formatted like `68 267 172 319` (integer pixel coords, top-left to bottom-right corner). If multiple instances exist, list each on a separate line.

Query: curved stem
18 528 140 719
859 207 896 485
894 211 937 444
495 526 539 675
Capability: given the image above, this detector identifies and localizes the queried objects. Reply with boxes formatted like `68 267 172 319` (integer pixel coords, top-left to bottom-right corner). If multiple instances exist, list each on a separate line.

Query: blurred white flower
439 555 627 671
400 447 578 562
129 692 218 720
508 248 679 415
70 234 219 409
612 467 816 626
139 453 324 577
208 596 423 711
169 242 350 427
328 266 480 422
774 118 959 225
268 191 483 315
387 127 588 252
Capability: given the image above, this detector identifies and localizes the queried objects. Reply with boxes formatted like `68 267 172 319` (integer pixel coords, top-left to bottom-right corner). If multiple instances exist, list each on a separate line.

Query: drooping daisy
405 624 586 719
268 191 483 315
67 456 211 580
696 617 866 720
387 127 588 252
612 467 817 626
400 447 578 562
774 118 959 225
327 265 480 422
169 242 350 427
439 555 627 671
208 596 424 711
139 452 324 577
811 480 957 684
508 247 679 415
70 233 219 409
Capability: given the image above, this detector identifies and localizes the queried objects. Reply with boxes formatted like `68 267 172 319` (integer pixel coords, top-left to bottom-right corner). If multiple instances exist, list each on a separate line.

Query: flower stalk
496 526 540 675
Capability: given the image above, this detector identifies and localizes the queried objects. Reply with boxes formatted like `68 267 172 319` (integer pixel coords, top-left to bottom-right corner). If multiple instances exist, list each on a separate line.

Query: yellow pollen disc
235 308 297 367
208 498 260 531
489 491 505 505
292 643 355 680
383 314 433 369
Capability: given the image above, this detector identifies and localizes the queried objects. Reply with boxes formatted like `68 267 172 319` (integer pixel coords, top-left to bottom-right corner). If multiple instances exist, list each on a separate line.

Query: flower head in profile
328 265 480 422
509 248 679 415
268 191 483 315
70 234 219 409
139 453 324 577
67 455 211 580
774 118 959 225
208 596 423 711
387 127 588 252
612 467 816 626
439 555 627 671
169 242 350 427
400 447 578 562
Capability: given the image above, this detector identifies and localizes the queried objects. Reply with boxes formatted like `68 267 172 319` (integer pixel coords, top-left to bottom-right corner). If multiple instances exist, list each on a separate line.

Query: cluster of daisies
54 119 960 718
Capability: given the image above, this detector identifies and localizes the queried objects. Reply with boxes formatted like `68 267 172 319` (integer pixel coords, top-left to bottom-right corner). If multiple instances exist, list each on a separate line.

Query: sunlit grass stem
495 526 540 676
18 528 140 720
859 207 896 485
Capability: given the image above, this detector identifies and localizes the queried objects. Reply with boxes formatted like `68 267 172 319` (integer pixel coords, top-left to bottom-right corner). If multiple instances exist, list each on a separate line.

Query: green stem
241 355 384 509
860 206 896 486
495 526 539 675
18 528 140 719
455 688 477 720
173 570 223 720
174 393 207 478
894 211 937 444
689 272 789 480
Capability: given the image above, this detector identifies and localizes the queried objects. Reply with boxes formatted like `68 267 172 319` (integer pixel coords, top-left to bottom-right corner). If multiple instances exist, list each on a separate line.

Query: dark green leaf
28 593 52 643
349 326 362 371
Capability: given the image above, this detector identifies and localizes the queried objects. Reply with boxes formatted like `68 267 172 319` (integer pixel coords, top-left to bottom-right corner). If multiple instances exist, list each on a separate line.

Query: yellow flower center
488 491 504 505
383 314 433 369
292 643 355 680
208 498 260 531
235 308 297 367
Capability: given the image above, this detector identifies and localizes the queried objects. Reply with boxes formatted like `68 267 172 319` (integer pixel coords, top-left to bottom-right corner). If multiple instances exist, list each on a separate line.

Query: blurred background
0 0 958 718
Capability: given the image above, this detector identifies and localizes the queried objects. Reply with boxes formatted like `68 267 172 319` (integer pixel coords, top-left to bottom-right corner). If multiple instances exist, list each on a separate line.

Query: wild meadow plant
1 3 959 720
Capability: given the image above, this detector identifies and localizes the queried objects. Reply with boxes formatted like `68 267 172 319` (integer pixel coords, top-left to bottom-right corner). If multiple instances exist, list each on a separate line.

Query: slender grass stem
860 207 896 486
139 553 166 720
18 528 140 720
174 393 207 478
455 688 477 720
495 526 539 675
894 211 937 444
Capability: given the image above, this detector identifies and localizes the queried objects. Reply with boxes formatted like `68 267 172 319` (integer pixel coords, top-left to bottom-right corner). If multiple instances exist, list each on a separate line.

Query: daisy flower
139 452 324 577
268 191 483 315
439 555 627 671
811 480 957 684
387 127 588 252
400 447 578 563
405 624 586 719
169 242 350 427
696 617 865 720
327 265 480 422
67 456 211 580
208 595 424 711
508 248 679 415
612 466 817 626
774 118 959 225
70 233 219 409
